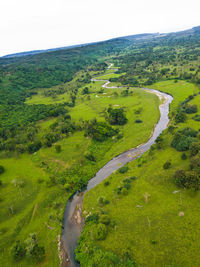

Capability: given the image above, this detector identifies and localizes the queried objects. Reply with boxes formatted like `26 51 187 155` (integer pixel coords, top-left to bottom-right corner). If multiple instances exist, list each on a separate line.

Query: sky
1 0 200 57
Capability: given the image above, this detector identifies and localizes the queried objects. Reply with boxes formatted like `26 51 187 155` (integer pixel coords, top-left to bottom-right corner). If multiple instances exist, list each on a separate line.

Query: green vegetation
78 79 200 266
1 26 200 267
0 42 160 266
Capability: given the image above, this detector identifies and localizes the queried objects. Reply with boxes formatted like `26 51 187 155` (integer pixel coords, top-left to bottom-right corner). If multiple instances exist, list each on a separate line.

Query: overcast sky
1 0 200 56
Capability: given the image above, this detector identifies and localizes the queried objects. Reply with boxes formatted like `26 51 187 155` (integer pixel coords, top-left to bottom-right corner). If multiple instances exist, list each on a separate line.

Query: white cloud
0 0 200 56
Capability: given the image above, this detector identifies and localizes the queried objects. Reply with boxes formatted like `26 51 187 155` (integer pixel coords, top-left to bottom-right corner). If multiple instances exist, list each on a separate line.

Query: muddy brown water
61 66 173 266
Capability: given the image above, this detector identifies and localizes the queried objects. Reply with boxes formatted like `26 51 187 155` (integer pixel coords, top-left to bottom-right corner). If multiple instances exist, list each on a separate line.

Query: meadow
79 80 200 266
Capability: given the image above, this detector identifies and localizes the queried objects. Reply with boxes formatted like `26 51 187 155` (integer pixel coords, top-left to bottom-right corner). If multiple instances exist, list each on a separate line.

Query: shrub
190 155 200 174
93 223 107 240
30 244 45 262
55 144 61 153
25 233 45 262
184 172 200 190
174 169 200 190
27 141 42 154
121 188 128 195
119 166 129 173
175 110 186 123
184 104 198 114
99 215 110 225
181 153 187 160
190 142 200 156
174 170 186 187
192 114 200 121
163 161 171 169
11 241 26 261
84 152 96 162
85 213 99 224
104 181 110 186
82 87 89 94
135 119 143 123
0 165 5 174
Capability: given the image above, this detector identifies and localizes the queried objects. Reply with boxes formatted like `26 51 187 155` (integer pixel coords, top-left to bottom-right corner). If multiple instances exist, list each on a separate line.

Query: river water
61 66 173 267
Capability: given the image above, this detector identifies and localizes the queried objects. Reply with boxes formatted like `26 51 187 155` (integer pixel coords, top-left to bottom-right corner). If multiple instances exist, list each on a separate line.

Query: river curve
61 64 173 267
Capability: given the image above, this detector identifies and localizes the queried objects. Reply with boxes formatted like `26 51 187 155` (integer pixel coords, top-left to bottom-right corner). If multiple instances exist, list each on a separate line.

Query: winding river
61 64 173 267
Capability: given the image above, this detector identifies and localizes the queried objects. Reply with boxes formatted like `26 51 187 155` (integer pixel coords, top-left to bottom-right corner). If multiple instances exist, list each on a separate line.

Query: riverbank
61 64 173 266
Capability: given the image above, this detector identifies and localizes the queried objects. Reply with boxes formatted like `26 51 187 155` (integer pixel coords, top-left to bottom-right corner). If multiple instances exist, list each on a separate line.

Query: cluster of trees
174 153 200 190
171 127 198 151
107 107 128 125
11 233 45 263
84 119 119 141
114 176 136 196
171 122 200 190
0 38 131 156
110 29 200 87
0 113 75 153
175 95 198 123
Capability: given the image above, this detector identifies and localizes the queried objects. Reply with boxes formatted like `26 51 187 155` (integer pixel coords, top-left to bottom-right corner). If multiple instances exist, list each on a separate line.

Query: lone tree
107 107 127 125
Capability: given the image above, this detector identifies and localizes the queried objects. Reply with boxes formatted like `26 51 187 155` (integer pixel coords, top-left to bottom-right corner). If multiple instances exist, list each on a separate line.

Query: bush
85 213 99 224
25 233 45 262
0 165 5 174
84 152 96 162
174 169 200 190
11 241 26 261
192 114 200 121
181 153 187 160
135 119 143 123
119 166 129 173
190 142 200 156
93 223 107 240
98 196 109 206
104 181 110 186
184 104 198 114
190 155 200 174
175 110 186 123
174 170 186 187
27 141 42 154
55 144 61 153
121 188 128 195
163 161 171 169
99 215 110 225
31 244 45 262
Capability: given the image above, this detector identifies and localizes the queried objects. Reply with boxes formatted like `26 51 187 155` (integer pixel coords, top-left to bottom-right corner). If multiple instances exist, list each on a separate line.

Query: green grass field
80 80 200 266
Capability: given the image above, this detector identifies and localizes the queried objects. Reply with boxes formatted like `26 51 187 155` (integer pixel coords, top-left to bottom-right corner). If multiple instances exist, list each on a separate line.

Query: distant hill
1 43 95 59
3 25 199 59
